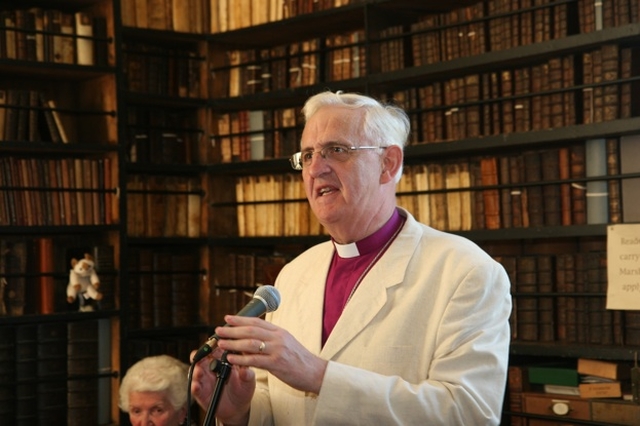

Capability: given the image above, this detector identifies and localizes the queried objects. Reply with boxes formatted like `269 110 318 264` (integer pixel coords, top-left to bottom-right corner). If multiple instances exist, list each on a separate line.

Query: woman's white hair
118 354 189 412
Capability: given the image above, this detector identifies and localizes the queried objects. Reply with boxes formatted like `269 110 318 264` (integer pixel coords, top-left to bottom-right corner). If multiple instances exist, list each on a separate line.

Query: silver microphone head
254 285 281 313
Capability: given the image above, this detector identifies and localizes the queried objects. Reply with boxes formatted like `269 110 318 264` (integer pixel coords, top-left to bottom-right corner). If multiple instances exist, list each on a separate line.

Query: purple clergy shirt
322 208 405 345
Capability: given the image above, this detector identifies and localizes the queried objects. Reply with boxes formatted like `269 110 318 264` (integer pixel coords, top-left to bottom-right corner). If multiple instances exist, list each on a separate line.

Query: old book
540 149 561 226
558 147 572 225
159 177 176 237
15 325 38 422
396 168 415 220
469 158 485 230
544 384 580 396
523 151 543 227
235 176 246 237
92 245 115 311
137 249 153 329
36 330 67 423
570 143 587 224
536 255 555 342
152 252 172 327
555 253 575 342
74 12 94 66
528 364 580 387
171 253 197 327
578 358 631 381
605 138 621 223
458 161 473 231
620 134 640 223
601 44 619 121
515 256 538 341
498 156 512 228
508 365 530 399
242 175 256 236
174 178 188 237
585 138 608 223
579 381 623 399
445 163 462 231
480 156 500 229
187 178 202 238
67 320 98 425
45 99 69 143
513 68 531 133
2 240 27 316
428 163 447 230
36 237 55 314
574 253 589 344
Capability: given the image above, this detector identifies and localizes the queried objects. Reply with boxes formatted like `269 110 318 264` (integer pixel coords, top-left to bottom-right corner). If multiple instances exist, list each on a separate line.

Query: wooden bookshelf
6 0 617 424
203 1 640 425
0 1 121 423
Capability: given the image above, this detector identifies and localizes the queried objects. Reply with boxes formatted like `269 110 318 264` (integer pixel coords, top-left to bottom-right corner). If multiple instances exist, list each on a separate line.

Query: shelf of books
202 1 640 425
117 10 214 426
0 0 122 424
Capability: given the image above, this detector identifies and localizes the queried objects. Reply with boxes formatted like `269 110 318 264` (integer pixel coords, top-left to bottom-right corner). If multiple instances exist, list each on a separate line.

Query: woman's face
127 391 186 426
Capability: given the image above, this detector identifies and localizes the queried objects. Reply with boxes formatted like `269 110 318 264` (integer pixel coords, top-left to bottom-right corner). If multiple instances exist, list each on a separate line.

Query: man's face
299 106 386 240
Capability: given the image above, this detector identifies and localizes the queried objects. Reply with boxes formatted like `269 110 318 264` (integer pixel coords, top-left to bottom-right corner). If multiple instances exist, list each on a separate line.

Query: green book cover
528 364 580 387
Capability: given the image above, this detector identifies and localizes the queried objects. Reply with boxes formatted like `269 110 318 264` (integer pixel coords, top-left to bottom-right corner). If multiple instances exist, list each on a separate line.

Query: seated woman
119 355 190 426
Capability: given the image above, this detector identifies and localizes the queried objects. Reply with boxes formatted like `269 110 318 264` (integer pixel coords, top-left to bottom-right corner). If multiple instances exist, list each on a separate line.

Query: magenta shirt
322 208 405 345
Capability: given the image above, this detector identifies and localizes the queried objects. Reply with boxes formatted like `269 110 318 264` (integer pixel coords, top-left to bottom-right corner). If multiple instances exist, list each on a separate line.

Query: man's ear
380 145 403 183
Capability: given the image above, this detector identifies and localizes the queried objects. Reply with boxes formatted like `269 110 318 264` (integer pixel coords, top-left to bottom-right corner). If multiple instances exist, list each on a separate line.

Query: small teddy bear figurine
67 253 103 312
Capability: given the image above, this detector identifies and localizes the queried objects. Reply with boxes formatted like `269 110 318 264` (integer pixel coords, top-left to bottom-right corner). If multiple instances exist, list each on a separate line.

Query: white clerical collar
333 241 360 258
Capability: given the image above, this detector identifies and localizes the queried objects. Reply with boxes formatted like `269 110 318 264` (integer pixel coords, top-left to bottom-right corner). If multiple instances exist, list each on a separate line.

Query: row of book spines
0 320 101 373
1 7 106 66
127 248 202 329
121 0 638 37
213 252 289 288
122 42 203 98
511 299 640 346
0 156 116 227
409 0 566 68
223 39 329 98
215 107 302 163
213 10 635 99
0 321 102 424
0 89 69 143
126 175 203 238
499 252 608 293
498 251 640 345
233 173 326 237
126 336 201 370
125 105 208 165
211 47 630 153
219 147 623 236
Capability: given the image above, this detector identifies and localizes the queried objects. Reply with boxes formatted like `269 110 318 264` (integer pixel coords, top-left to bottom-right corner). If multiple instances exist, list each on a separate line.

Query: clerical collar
333 209 403 259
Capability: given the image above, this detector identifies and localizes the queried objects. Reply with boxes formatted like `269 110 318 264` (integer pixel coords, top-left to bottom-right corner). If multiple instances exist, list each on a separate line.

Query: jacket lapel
320 218 420 359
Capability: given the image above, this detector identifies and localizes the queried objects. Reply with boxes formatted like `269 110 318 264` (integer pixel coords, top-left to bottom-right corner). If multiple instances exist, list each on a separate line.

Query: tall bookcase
116 2 214 424
0 0 121 424
204 0 640 425
3 0 639 425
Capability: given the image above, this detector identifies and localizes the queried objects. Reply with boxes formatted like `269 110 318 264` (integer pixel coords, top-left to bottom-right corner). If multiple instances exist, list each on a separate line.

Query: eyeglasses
289 145 386 170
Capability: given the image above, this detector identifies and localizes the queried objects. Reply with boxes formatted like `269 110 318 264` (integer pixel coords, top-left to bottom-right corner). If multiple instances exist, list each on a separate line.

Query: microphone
192 285 281 363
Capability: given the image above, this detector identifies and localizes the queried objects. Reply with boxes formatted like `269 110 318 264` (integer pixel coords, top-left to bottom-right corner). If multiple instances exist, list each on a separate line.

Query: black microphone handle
192 297 269 363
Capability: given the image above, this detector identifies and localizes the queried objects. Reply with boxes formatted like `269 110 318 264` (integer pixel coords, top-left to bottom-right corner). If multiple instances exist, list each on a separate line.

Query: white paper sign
607 224 640 310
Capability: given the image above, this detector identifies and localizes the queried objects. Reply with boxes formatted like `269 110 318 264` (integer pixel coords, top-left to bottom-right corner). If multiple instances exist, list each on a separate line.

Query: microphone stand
203 351 232 426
